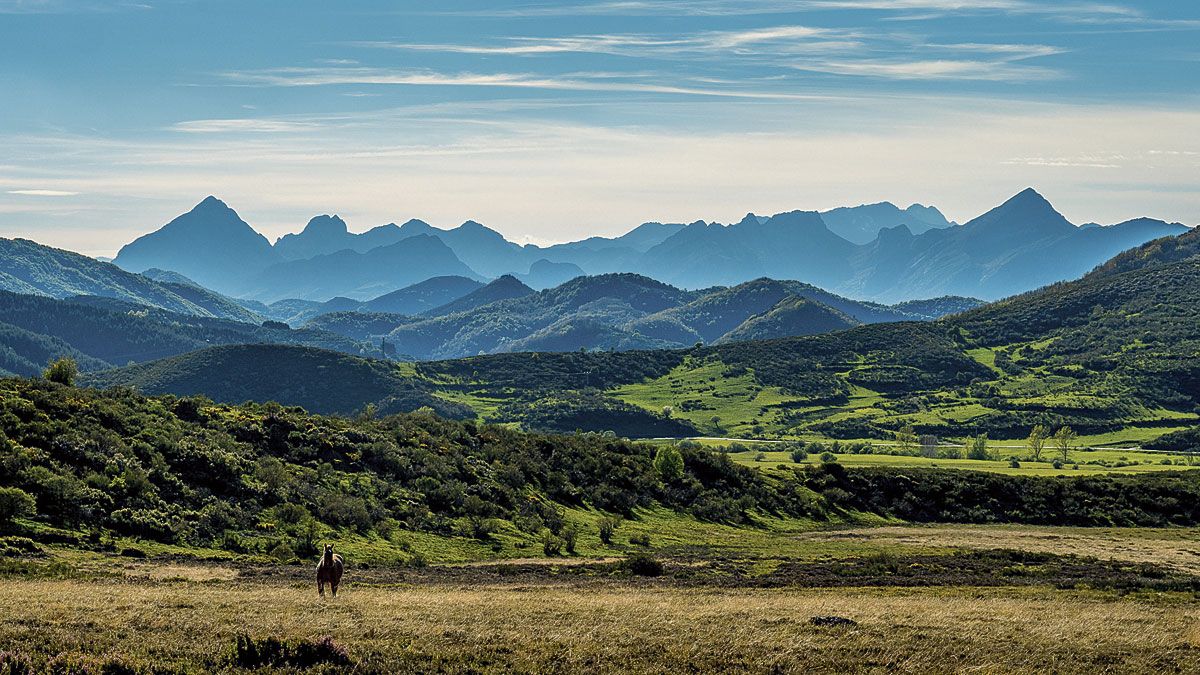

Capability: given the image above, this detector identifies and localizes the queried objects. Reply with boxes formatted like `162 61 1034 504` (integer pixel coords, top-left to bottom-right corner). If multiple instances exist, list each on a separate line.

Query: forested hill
83 225 1200 442
0 292 371 378
4 377 1200 567
0 237 258 321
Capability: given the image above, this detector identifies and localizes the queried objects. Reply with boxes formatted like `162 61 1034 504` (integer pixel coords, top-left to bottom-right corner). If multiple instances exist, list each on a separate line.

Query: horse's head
323 543 334 558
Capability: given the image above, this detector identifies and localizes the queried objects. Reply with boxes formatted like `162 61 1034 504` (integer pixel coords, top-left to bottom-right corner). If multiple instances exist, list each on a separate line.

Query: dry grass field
6 521 1200 674
796 524 1200 575
2 575 1200 674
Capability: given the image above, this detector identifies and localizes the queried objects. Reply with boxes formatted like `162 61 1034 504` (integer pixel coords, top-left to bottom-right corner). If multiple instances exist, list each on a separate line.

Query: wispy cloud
171 119 323 134
353 23 1063 83
0 0 152 13
219 67 835 100
358 25 859 58
437 0 1142 19
7 189 79 196
792 58 1059 81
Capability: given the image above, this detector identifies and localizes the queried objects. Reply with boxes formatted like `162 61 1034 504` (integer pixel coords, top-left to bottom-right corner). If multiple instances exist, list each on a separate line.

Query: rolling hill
0 237 259 321
87 225 1200 440
0 291 372 378
305 274 951 358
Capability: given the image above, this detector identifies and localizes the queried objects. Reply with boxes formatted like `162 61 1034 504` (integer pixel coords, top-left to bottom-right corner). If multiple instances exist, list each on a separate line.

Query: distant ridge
106 189 1189 303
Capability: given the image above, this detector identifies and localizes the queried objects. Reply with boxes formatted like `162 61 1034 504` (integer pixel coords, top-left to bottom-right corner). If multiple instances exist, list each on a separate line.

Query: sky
0 0 1197 256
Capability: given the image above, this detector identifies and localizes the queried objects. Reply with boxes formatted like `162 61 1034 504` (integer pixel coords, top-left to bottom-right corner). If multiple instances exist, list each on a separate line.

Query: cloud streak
220 67 840 100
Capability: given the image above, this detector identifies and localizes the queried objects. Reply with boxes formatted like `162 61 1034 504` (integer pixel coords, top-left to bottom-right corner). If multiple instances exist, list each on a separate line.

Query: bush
629 533 651 547
541 531 564 556
1009 458 1021 468
623 550 664 577
43 357 78 386
819 452 837 463
0 537 42 557
790 447 809 463
268 541 297 563
598 516 620 544
0 650 34 675
229 634 351 669
562 525 577 555
653 446 684 483
0 488 35 529
1052 459 1063 470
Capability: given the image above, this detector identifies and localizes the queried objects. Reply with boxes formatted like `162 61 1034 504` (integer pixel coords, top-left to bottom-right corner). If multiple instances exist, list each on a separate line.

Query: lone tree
653 445 685 483
919 434 939 458
0 487 35 529
895 425 918 455
1027 424 1049 461
1053 426 1077 462
967 434 990 460
43 357 78 386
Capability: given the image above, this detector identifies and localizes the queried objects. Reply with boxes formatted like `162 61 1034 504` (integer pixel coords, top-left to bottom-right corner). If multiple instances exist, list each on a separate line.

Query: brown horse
316 543 344 597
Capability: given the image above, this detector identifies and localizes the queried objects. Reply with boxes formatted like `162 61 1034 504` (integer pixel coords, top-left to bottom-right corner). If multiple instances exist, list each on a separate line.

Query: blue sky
0 0 1197 255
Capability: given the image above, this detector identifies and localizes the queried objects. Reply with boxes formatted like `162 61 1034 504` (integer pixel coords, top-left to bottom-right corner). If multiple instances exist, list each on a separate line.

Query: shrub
562 525 577 554
43 357 78 386
541 531 564 556
0 537 42 557
0 650 34 675
819 452 837 463
0 488 35 529
653 446 684 483
229 634 351 669
1009 458 1021 468
1052 459 1063 469
623 550 664 577
268 541 297 563
598 516 620 544
629 533 651 547
790 447 809 463
754 452 766 462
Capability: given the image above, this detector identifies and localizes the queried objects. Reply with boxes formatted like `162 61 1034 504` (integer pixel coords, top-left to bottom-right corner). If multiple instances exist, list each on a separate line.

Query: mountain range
0 234 979 375
110 189 1185 304
306 274 968 360
86 225 1200 441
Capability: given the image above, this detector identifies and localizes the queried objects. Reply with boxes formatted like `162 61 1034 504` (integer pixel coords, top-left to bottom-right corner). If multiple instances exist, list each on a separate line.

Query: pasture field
5 524 1200 673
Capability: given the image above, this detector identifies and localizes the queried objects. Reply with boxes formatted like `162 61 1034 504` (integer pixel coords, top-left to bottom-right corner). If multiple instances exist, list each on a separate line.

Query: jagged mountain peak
301 214 348 234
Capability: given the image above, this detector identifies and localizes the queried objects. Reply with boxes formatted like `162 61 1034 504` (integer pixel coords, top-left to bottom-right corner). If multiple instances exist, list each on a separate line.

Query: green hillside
5 376 1200 571
0 291 373 377
0 237 256 321
85 227 1200 449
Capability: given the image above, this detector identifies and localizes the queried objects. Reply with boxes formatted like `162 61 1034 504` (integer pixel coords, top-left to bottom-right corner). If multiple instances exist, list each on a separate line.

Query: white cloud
792 58 1059 81
171 119 322 134
219 67 833 100
7 189 79 196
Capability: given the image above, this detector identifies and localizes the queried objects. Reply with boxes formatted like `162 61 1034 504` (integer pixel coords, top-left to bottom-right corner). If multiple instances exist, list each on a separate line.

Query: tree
1053 426 1077 462
919 434 939 458
43 357 78 386
1027 425 1049 461
967 434 990 460
894 425 918 455
653 445 684 483
0 487 35 528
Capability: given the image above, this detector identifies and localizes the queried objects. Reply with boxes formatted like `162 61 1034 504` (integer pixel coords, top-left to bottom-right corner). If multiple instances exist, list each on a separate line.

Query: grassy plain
6 522 1200 673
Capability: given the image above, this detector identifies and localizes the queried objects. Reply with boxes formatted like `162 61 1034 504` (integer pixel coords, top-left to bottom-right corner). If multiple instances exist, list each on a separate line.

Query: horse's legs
331 582 338 597
318 580 325 597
